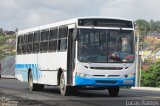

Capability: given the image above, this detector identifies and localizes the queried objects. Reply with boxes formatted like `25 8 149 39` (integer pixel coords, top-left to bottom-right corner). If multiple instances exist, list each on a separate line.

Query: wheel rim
60 74 65 93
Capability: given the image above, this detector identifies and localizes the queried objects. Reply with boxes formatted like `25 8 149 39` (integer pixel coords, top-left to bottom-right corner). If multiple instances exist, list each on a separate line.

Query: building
155 51 160 59
146 32 160 40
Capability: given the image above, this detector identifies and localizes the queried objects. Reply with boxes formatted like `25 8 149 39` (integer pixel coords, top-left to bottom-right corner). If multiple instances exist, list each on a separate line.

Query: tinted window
59 27 68 38
25 33 33 54
49 40 57 52
78 29 134 63
40 42 48 52
26 44 32 54
22 44 26 54
58 39 67 51
41 30 49 41
27 33 33 43
50 28 58 40
17 36 22 44
40 30 49 53
33 43 39 53
78 19 133 28
57 26 68 52
17 36 22 54
34 31 40 42
32 31 40 53
22 35 27 44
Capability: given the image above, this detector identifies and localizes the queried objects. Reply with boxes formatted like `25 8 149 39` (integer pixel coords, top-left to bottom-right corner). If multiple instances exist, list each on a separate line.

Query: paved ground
0 79 160 106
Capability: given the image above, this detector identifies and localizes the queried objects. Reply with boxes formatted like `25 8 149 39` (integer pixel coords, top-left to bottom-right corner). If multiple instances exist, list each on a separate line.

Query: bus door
67 27 76 85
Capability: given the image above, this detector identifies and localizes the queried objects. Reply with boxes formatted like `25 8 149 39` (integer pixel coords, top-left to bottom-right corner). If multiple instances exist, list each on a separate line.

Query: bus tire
108 87 119 97
37 84 44 91
29 71 38 91
71 87 79 95
60 72 70 96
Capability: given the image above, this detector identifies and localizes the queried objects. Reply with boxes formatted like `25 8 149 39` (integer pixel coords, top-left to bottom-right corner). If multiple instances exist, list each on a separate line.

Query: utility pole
135 31 140 87
0 63 1 79
139 45 143 87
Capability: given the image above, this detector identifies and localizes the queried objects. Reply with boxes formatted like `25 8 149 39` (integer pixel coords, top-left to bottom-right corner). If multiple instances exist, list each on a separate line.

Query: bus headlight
76 72 90 78
124 73 135 78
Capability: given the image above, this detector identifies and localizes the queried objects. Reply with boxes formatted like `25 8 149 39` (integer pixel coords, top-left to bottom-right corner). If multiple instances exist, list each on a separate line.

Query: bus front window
78 29 134 63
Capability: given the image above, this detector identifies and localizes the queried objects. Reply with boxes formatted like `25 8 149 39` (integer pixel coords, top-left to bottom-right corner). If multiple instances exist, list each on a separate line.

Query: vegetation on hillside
141 60 160 87
135 19 160 36
0 34 16 61
135 19 160 57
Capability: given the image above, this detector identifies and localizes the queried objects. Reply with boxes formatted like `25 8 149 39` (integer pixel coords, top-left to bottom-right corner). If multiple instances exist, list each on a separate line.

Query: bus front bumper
75 75 135 87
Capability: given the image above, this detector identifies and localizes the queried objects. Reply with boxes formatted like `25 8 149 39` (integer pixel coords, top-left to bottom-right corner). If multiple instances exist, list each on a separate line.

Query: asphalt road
0 79 160 106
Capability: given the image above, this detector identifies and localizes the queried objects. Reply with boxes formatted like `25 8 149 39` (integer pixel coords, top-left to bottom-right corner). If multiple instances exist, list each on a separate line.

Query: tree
150 20 160 33
0 28 4 35
135 19 150 36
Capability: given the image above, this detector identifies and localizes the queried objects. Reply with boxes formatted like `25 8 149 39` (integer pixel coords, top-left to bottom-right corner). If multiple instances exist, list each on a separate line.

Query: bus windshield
78 29 134 63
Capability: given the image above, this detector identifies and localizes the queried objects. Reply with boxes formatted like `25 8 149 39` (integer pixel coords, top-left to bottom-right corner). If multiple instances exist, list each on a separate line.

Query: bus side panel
15 54 39 83
36 52 67 85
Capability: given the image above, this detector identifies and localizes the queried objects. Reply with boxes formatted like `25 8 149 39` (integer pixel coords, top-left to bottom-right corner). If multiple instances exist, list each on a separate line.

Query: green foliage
135 19 160 53
135 19 160 36
135 19 150 36
0 35 16 61
0 36 8 45
150 20 160 33
141 61 160 87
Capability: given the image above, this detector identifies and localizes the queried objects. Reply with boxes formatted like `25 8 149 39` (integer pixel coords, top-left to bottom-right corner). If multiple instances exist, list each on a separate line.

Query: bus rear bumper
75 75 135 87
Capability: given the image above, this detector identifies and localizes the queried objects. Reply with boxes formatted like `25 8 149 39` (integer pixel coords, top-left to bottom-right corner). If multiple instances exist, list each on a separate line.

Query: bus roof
18 16 133 35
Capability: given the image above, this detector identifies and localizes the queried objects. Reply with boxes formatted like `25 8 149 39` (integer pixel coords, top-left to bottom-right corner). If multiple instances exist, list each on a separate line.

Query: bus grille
90 67 123 70
95 80 117 84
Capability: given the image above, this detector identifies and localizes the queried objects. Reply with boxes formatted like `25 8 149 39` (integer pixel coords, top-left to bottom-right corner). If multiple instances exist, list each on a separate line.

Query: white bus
15 17 136 96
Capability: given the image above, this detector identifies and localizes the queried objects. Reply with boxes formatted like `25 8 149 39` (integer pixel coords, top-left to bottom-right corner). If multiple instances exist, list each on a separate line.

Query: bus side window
17 36 23 55
22 35 27 54
58 39 67 51
57 27 68 51
26 33 33 54
33 31 40 53
49 28 58 52
40 30 49 53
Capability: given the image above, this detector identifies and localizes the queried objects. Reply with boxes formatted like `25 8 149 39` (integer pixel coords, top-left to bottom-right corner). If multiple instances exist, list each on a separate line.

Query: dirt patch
0 93 52 106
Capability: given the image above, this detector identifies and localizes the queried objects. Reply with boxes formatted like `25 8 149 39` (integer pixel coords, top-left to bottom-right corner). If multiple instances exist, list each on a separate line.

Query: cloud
0 0 106 30
100 0 160 21
0 0 159 30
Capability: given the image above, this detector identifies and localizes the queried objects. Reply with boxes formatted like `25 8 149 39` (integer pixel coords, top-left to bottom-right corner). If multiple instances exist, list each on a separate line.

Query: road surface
0 79 160 106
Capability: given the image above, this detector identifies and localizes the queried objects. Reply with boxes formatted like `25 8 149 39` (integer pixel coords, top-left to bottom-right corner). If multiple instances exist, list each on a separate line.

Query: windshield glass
78 29 134 63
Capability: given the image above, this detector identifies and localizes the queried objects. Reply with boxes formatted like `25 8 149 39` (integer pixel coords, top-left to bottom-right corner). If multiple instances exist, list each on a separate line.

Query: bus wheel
60 72 70 96
37 84 44 91
29 71 37 91
108 87 119 97
71 87 79 95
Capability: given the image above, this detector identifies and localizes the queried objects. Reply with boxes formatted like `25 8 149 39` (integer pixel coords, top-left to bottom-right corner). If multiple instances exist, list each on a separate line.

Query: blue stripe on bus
15 64 42 82
16 64 25 68
16 64 36 68
75 75 135 87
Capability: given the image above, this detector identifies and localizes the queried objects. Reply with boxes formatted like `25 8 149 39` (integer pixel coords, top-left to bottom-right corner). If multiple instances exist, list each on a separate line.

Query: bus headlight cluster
76 72 90 78
124 73 135 78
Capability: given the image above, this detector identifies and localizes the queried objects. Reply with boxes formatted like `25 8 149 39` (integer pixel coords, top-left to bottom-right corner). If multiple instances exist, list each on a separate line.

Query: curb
131 87 160 91
0 75 16 79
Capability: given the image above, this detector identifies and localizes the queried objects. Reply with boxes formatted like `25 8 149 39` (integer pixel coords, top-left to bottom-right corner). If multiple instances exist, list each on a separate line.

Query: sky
0 0 160 31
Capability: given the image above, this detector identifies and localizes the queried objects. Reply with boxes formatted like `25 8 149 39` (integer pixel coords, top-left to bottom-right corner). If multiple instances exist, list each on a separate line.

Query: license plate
123 80 133 84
